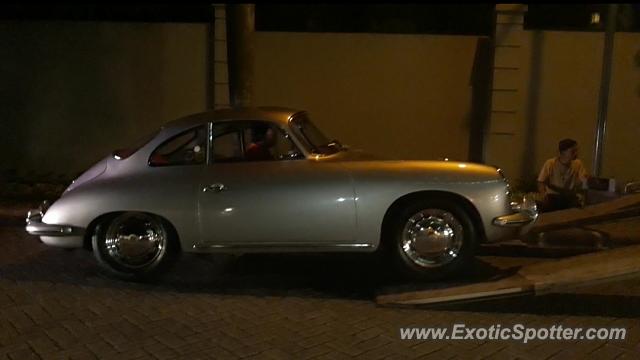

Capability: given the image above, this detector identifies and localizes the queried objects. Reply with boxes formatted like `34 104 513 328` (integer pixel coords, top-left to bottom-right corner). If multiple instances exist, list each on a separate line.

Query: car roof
162 106 304 131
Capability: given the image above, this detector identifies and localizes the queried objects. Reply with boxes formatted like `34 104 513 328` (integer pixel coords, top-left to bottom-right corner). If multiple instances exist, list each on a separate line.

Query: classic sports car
26 107 537 280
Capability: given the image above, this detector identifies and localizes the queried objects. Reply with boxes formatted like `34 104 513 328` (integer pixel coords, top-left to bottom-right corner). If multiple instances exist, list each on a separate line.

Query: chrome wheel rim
104 213 166 269
401 209 464 268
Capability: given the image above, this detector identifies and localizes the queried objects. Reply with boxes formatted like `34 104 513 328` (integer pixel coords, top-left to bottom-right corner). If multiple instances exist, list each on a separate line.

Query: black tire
92 212 180 281
385 196 478 281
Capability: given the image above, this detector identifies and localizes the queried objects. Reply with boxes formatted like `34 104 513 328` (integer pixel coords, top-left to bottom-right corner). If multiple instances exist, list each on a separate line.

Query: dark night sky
1 4 638 34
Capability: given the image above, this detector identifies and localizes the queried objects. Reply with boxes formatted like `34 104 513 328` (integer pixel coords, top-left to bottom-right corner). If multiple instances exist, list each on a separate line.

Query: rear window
148 126 207 167
113 130 159 160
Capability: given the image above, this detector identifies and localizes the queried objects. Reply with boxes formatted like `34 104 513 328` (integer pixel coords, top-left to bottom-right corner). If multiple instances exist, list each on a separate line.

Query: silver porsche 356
26 107 537 280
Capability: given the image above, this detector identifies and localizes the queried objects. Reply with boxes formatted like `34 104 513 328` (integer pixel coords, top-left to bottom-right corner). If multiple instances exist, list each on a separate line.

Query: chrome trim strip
206 121 213 165
193 243 373 250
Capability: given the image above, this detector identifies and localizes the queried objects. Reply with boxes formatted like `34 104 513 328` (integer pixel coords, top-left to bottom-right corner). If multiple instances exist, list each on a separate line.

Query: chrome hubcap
401 209 464 268
104 214 166 269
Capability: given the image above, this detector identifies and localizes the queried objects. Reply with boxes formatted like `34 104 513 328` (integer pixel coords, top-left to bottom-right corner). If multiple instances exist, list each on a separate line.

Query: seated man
245 125 276 161
537 138 590 212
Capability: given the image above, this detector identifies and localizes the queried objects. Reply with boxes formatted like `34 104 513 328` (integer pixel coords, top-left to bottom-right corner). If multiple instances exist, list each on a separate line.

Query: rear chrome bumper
25 201 84 248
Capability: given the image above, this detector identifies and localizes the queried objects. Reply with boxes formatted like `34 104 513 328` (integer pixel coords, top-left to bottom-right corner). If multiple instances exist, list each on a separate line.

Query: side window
243 123 302 162
212 126 243 162
149 126 207 166
210 122 302 163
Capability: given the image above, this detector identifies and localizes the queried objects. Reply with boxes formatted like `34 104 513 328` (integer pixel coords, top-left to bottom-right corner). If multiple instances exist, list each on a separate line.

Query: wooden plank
532 193 640 232
376 245 640 306
533 209 640 233
519 244 640 294
377 275 533 305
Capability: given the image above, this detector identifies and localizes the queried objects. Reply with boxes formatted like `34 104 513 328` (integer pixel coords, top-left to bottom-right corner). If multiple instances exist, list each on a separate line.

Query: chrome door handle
202 183 226 193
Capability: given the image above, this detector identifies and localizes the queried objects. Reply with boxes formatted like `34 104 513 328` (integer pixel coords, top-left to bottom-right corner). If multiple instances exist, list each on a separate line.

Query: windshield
290 114 342 156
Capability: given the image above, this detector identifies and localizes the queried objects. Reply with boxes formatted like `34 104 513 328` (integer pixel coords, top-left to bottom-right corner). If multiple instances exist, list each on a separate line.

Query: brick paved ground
1 216 640 359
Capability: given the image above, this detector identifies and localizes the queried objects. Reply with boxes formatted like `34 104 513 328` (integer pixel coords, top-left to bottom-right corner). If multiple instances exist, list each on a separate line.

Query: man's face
562 145 579 160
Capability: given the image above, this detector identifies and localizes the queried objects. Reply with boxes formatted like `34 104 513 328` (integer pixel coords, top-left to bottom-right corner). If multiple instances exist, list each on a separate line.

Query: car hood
335 158 502 183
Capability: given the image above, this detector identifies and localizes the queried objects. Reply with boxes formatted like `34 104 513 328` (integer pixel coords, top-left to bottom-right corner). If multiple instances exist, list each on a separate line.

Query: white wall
253 32 479 161
486 28 640 187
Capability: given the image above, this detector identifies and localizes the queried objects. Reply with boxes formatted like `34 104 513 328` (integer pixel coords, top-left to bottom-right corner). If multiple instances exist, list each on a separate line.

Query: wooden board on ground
519 245 640 294
532 193 640 233
376 244 640 306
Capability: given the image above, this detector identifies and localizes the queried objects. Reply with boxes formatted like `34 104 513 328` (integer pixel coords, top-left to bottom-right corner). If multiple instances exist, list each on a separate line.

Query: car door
197 121 357 249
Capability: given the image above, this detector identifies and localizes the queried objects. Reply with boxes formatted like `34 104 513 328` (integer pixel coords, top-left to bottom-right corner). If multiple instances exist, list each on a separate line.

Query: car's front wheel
387 197 478 281
92 212 179 281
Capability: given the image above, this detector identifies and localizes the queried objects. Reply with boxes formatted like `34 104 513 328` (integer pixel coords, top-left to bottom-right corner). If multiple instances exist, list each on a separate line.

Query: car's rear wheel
387 197 478 280
92 212 179 281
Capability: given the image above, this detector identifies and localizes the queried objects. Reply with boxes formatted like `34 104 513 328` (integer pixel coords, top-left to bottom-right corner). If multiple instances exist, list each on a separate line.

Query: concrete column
484 4 528 182
592 4 618 176
225 4 255 108
213 4 230 109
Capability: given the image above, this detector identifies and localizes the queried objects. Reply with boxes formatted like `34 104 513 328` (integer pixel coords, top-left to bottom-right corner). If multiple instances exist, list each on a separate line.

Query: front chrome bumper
492 194 539 230
25 201 84 237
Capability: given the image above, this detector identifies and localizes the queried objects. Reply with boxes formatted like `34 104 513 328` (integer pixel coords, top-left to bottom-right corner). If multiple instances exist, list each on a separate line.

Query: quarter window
149 126 207 166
